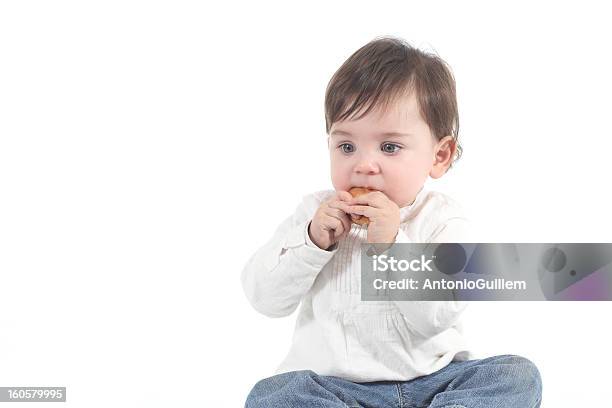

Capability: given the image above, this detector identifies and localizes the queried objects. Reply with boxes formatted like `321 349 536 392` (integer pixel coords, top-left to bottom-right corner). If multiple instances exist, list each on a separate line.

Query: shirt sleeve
392 214 471 338
240 193 338 318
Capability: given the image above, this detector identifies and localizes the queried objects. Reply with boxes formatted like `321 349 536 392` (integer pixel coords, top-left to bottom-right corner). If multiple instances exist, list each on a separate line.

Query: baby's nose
355 161 380 174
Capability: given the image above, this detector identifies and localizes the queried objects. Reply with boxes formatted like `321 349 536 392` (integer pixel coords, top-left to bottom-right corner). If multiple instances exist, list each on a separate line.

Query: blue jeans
245 354 542 408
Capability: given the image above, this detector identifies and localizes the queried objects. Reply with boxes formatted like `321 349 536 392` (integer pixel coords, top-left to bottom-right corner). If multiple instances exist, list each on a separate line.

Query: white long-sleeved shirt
241 186 474 382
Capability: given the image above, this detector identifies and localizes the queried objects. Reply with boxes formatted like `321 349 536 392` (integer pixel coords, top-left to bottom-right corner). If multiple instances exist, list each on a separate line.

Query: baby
242 37 542 407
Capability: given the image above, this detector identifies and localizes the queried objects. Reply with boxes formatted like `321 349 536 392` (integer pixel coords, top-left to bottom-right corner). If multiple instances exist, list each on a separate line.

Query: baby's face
328 91 440 208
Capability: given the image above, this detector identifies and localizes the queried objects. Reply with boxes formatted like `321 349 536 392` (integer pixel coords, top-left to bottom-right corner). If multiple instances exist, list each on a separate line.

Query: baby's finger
334 200 351 215
325 208 351 237
324 215 344 238
324 206 348 221
337 209 352 237
333 223 345 239
329 202 358 228
335 200 358 214
328 200 350 213
347 191 387 208
335 190 353 202
344 204 376 219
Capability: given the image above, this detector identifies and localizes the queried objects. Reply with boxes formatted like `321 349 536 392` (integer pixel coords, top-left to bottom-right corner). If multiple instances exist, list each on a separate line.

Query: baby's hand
308 191 353 250
340 191 400 244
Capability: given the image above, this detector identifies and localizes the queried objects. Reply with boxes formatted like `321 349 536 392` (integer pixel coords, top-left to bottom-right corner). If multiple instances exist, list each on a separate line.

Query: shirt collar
399 185 428 223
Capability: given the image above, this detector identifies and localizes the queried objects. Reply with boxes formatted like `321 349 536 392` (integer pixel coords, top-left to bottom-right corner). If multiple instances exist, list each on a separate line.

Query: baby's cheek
331 178 346 193
384 184 409 207
330 172 350 191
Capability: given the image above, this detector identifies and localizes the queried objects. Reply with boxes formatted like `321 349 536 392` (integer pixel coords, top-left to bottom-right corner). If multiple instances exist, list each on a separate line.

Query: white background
1 1 610 407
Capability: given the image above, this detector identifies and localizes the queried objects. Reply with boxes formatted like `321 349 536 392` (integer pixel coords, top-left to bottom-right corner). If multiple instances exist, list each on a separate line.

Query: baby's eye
339 143 355 154
382 143 402 154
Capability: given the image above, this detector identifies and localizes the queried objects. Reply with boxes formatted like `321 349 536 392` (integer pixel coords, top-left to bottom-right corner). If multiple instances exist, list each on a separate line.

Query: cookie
348 187 374 226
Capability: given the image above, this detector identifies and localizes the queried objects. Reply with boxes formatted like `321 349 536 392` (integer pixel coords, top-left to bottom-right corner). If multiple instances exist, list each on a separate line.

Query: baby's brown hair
325 36 462 166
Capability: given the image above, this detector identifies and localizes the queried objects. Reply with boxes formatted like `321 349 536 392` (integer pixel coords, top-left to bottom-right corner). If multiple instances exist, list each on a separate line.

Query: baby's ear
430 136 457 179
